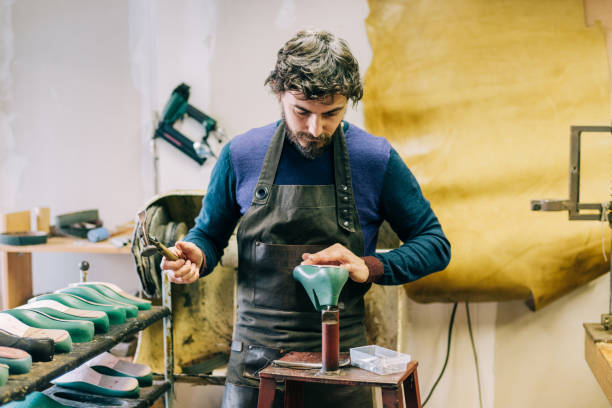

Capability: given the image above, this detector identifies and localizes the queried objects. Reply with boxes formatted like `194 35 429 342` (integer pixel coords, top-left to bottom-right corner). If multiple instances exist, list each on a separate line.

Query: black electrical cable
466 302 483 408
423 302 458 407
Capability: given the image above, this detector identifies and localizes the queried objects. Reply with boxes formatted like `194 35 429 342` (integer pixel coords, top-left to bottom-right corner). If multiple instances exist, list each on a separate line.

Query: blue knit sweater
185 122 450 285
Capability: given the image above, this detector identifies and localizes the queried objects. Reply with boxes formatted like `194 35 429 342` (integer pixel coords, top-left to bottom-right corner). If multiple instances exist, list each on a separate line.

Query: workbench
0 236 131 310
585 323 612 405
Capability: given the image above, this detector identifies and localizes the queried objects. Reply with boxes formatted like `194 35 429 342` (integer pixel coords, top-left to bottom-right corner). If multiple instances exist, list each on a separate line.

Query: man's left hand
301 243 368 283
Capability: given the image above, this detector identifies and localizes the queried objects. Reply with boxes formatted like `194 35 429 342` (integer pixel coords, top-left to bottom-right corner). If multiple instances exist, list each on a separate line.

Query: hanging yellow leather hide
364 0 611 310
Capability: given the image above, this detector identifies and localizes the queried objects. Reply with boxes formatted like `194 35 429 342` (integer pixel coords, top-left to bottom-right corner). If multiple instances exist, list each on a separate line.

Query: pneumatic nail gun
154 83 225 165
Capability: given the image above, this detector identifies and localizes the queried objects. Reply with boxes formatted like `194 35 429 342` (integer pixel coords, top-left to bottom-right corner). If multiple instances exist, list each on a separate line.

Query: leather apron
221 122 373 408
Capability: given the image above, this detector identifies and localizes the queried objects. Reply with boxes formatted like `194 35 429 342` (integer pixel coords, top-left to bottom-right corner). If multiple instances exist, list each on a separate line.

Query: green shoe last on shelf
51 365 140 398
85 351 153 387
30 293 126 325
2 391 71 407
0 346 32 374
0 313 72 353
1 309 94 343
57 287 138 318
70 282 151 310
18 300 109 334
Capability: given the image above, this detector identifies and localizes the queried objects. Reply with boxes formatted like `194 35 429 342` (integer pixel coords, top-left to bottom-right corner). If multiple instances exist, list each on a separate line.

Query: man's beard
282 112 334 160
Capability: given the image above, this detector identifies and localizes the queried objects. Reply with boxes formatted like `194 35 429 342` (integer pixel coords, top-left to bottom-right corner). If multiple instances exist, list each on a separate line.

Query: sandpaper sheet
364 0 611 309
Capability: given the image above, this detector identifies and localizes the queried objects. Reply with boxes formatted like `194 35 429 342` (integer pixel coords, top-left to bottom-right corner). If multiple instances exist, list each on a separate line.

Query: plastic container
349 345 411 375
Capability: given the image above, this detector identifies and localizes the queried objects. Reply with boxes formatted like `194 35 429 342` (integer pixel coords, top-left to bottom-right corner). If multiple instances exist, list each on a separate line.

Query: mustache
295 132 332 142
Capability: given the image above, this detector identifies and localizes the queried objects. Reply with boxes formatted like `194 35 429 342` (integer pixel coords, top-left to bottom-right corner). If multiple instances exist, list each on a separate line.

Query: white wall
0 0 610 407
3 0 144 293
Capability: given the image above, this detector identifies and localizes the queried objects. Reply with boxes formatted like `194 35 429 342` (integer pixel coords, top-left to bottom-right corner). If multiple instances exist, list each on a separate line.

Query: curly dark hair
265 30 363 105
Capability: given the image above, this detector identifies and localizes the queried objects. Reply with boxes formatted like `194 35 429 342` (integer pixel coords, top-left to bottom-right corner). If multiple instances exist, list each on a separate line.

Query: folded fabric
85 351 152 386
0 328 54 362
0 313 71 353
70 282 151 310
51 365 140 398
30 293 126 325
0 346 31 374
57 287 138 318
3 391 70 407
1 309 93 343
19 300 109 333
0 363 8 386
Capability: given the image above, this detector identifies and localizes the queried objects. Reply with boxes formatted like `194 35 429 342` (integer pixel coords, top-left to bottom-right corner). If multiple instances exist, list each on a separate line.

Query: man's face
280 91 347 159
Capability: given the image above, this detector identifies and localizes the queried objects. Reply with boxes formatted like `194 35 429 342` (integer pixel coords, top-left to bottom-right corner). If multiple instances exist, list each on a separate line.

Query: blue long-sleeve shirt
185 122 450 285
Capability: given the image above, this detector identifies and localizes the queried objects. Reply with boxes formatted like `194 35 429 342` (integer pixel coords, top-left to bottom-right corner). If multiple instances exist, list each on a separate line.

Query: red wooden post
403 371 422 408
381 386 403 408
257 377 277 408
284 380 304 408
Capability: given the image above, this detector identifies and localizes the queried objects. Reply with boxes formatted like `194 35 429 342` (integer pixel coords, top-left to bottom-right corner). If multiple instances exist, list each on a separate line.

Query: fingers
160 256 184 272
165 261 199 284
301 243 348 265
176 241 200 259
175 241 204 268
301 243 368 283
160 243 201 285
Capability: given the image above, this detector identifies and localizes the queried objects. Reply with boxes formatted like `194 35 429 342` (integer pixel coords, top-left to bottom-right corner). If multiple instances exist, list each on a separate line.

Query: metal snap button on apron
255 186 269 200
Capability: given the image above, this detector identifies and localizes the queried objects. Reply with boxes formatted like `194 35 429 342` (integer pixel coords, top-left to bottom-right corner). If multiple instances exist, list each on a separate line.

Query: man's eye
323 111 339 118
296 110 308 116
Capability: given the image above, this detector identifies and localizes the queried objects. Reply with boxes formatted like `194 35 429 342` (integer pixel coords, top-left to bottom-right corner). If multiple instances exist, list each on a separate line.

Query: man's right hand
160 241 205 284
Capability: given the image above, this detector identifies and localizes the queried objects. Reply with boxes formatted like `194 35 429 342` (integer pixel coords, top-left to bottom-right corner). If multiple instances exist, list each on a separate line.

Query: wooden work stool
257 351 422 408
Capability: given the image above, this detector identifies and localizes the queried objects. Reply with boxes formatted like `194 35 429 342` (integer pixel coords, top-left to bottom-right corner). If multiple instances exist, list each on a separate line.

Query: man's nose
307 115 323 137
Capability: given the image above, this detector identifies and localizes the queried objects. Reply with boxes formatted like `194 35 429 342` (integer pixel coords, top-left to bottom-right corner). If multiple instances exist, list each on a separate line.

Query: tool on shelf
154 83 225 166
87 221 134 243
54 210 102 239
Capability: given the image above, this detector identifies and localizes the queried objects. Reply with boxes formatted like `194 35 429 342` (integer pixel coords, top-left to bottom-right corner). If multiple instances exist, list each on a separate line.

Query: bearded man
161 30 451 408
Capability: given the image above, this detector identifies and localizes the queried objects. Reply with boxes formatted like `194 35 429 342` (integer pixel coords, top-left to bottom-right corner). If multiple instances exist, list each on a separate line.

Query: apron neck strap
332 124 356 232
251 122 357 233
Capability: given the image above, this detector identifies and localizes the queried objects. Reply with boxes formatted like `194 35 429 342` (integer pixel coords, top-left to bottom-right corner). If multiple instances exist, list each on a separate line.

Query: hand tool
136 210 179 261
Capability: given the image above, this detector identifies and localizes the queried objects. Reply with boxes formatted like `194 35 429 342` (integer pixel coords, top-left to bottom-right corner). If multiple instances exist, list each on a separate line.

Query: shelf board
0 236 132 254
0 306 170 403
174 373 226 386
43 379 171 408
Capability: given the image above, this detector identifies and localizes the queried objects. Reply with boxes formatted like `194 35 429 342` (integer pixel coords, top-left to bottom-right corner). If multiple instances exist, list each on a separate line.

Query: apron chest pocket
253 241 327 311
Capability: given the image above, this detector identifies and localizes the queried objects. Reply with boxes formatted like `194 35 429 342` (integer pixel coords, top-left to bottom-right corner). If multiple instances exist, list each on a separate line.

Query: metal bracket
531 126 612 221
